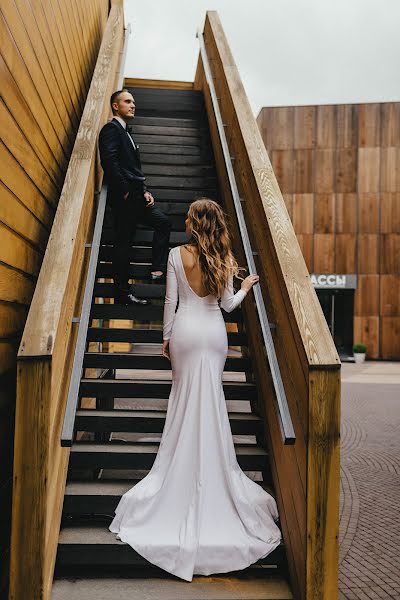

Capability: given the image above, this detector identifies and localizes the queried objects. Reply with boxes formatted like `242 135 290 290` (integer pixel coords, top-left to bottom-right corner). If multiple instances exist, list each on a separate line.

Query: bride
109 198 281 581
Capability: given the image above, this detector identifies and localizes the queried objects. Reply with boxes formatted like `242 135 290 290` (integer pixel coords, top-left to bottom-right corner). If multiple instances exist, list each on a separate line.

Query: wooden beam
124 77 194 90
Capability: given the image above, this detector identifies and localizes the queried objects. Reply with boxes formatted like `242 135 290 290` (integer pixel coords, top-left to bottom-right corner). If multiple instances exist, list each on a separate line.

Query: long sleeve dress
109 246 281 581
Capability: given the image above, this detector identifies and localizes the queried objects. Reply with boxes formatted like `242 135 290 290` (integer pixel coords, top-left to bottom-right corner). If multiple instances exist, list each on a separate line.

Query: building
257 102 400 359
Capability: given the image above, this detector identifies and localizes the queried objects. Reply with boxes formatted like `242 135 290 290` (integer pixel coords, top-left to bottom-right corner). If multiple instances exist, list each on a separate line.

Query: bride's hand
241 274 259 293
162 340 170 360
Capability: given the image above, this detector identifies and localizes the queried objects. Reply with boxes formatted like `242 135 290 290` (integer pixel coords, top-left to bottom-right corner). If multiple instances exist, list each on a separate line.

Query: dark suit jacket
99 118 148 200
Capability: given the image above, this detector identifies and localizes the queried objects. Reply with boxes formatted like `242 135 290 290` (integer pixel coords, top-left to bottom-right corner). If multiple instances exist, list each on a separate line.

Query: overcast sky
123 0 400 116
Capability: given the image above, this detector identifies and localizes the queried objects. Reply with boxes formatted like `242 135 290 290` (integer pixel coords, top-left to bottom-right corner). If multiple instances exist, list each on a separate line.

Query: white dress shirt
113 116 136 150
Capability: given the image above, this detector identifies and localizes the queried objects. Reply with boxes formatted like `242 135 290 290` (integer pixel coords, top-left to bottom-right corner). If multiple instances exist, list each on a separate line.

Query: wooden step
140 164 216 177
69 442 268 471
144 175 216 190
63 477 273 517
86 327 248 346
101 229 189 245
83 353 250 372
141 153 211 166
138 144 203 156
56 524 284 572
89 304 242 323
133 115 202 128
79 379 256 400
134 134 202 147
103 213 185 231
93 281 165 298
52 573 292 600
132 124 201 137
75 409 261 435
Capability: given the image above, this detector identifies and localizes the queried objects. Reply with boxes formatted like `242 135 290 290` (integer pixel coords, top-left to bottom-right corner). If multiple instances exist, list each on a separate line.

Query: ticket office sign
311 274 357 289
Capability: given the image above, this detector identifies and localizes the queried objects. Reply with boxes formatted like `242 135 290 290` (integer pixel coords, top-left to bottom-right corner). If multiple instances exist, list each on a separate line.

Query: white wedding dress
109 246 281 581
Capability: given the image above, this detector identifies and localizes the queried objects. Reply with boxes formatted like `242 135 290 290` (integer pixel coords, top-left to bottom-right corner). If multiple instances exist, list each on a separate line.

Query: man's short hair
110 89 130 114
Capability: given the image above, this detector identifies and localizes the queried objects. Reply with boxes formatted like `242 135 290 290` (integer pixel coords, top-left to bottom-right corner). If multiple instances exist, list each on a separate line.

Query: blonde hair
185 198 241 297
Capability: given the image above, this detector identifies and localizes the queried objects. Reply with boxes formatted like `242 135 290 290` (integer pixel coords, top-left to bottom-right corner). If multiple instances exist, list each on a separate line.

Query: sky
123 0 400 117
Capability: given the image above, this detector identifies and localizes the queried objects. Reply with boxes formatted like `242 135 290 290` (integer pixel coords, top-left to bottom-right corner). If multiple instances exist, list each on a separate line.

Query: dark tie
126 126 136 149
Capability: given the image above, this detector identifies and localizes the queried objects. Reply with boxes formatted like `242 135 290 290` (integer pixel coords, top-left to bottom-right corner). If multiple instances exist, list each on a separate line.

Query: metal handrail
197 30 295 444
61 24 132 447
61 185 107 446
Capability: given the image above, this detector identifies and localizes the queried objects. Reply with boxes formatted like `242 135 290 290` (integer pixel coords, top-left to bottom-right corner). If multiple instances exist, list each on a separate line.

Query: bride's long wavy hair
185 198 241 297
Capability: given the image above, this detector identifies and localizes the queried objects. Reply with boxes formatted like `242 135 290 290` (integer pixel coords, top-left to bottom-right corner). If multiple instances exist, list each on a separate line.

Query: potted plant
353 343 367 364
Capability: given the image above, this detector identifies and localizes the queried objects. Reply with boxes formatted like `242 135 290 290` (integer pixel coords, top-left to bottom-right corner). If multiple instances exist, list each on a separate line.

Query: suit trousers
111 187 171 290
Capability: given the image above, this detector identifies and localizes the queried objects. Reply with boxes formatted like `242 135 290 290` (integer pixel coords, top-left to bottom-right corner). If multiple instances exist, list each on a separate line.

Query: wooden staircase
52 87 292 599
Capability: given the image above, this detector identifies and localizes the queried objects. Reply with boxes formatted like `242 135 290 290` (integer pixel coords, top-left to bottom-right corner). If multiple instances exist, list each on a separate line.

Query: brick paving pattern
340 363 400 600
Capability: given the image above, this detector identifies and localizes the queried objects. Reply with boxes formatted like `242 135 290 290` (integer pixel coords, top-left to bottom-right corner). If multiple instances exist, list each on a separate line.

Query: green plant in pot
353 342 367 364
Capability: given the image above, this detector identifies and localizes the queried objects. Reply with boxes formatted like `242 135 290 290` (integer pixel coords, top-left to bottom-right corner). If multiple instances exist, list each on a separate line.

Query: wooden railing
195 12 341 600
9 3 125 599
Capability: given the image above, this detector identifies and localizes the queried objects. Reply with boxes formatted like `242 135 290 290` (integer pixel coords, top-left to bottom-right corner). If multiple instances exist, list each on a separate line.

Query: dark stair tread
132 124 201 136
89 304 242 323
74 408 261 434
138 144 203 156
79 379 256 400
57 525 284 569
101 230 189 244
64 477 273 498
140 164 216 176
93 282 165 297
83 353 250 372
86 327 248 346
133 115 202 128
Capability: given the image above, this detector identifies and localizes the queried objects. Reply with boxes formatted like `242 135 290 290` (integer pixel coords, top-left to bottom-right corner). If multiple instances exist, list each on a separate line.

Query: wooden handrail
9 3 125 599
197 30 295 445
195 11 341 600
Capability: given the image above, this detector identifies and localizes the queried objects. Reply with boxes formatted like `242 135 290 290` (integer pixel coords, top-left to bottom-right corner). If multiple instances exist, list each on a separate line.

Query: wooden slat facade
0 0 111 596
257 102 400 359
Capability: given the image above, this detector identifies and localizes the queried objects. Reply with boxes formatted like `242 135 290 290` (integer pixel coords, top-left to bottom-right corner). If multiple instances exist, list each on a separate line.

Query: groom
99 89 171 305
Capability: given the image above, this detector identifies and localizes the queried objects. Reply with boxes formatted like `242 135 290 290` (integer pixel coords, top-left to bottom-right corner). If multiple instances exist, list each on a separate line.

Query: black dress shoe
115 292 150 305
151 273 166 283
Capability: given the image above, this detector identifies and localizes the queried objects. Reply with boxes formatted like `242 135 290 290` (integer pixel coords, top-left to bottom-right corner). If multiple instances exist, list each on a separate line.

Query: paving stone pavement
340 362 400 600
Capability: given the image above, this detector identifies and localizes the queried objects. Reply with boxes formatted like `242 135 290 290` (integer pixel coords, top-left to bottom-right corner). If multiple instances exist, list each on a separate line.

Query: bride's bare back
180 245 209 298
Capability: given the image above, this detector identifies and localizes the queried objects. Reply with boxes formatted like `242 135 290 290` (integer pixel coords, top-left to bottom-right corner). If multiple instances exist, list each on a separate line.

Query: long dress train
109 245 281 581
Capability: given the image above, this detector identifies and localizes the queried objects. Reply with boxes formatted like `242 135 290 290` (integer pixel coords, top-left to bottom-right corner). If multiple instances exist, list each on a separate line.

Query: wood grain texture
335 193 357 233
380 192 400 232
9 3 120 599
380 147 400 192
307 369 340 600
381 103 400 147
358 193 380 232
316 106 336 148
294 149 313 192
358 147 380 192
380 234 400 273
125 77 194 90
257 100 400 358
314 234 335 273
354 275 380 316
353 316 379 358
335 148 357 192
335 234 356 273
198 12 340 600
292 194 314 233
381 317 400 359
380 275 400 316
314 194 335 234
336 104 357 148
294 106 315 149
358 234 379 274
358 103 381 147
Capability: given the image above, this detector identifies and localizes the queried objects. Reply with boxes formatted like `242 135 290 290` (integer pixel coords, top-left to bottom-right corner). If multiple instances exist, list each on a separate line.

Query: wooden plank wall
196 12 340 600
257 103 400 359
0 0 110 594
